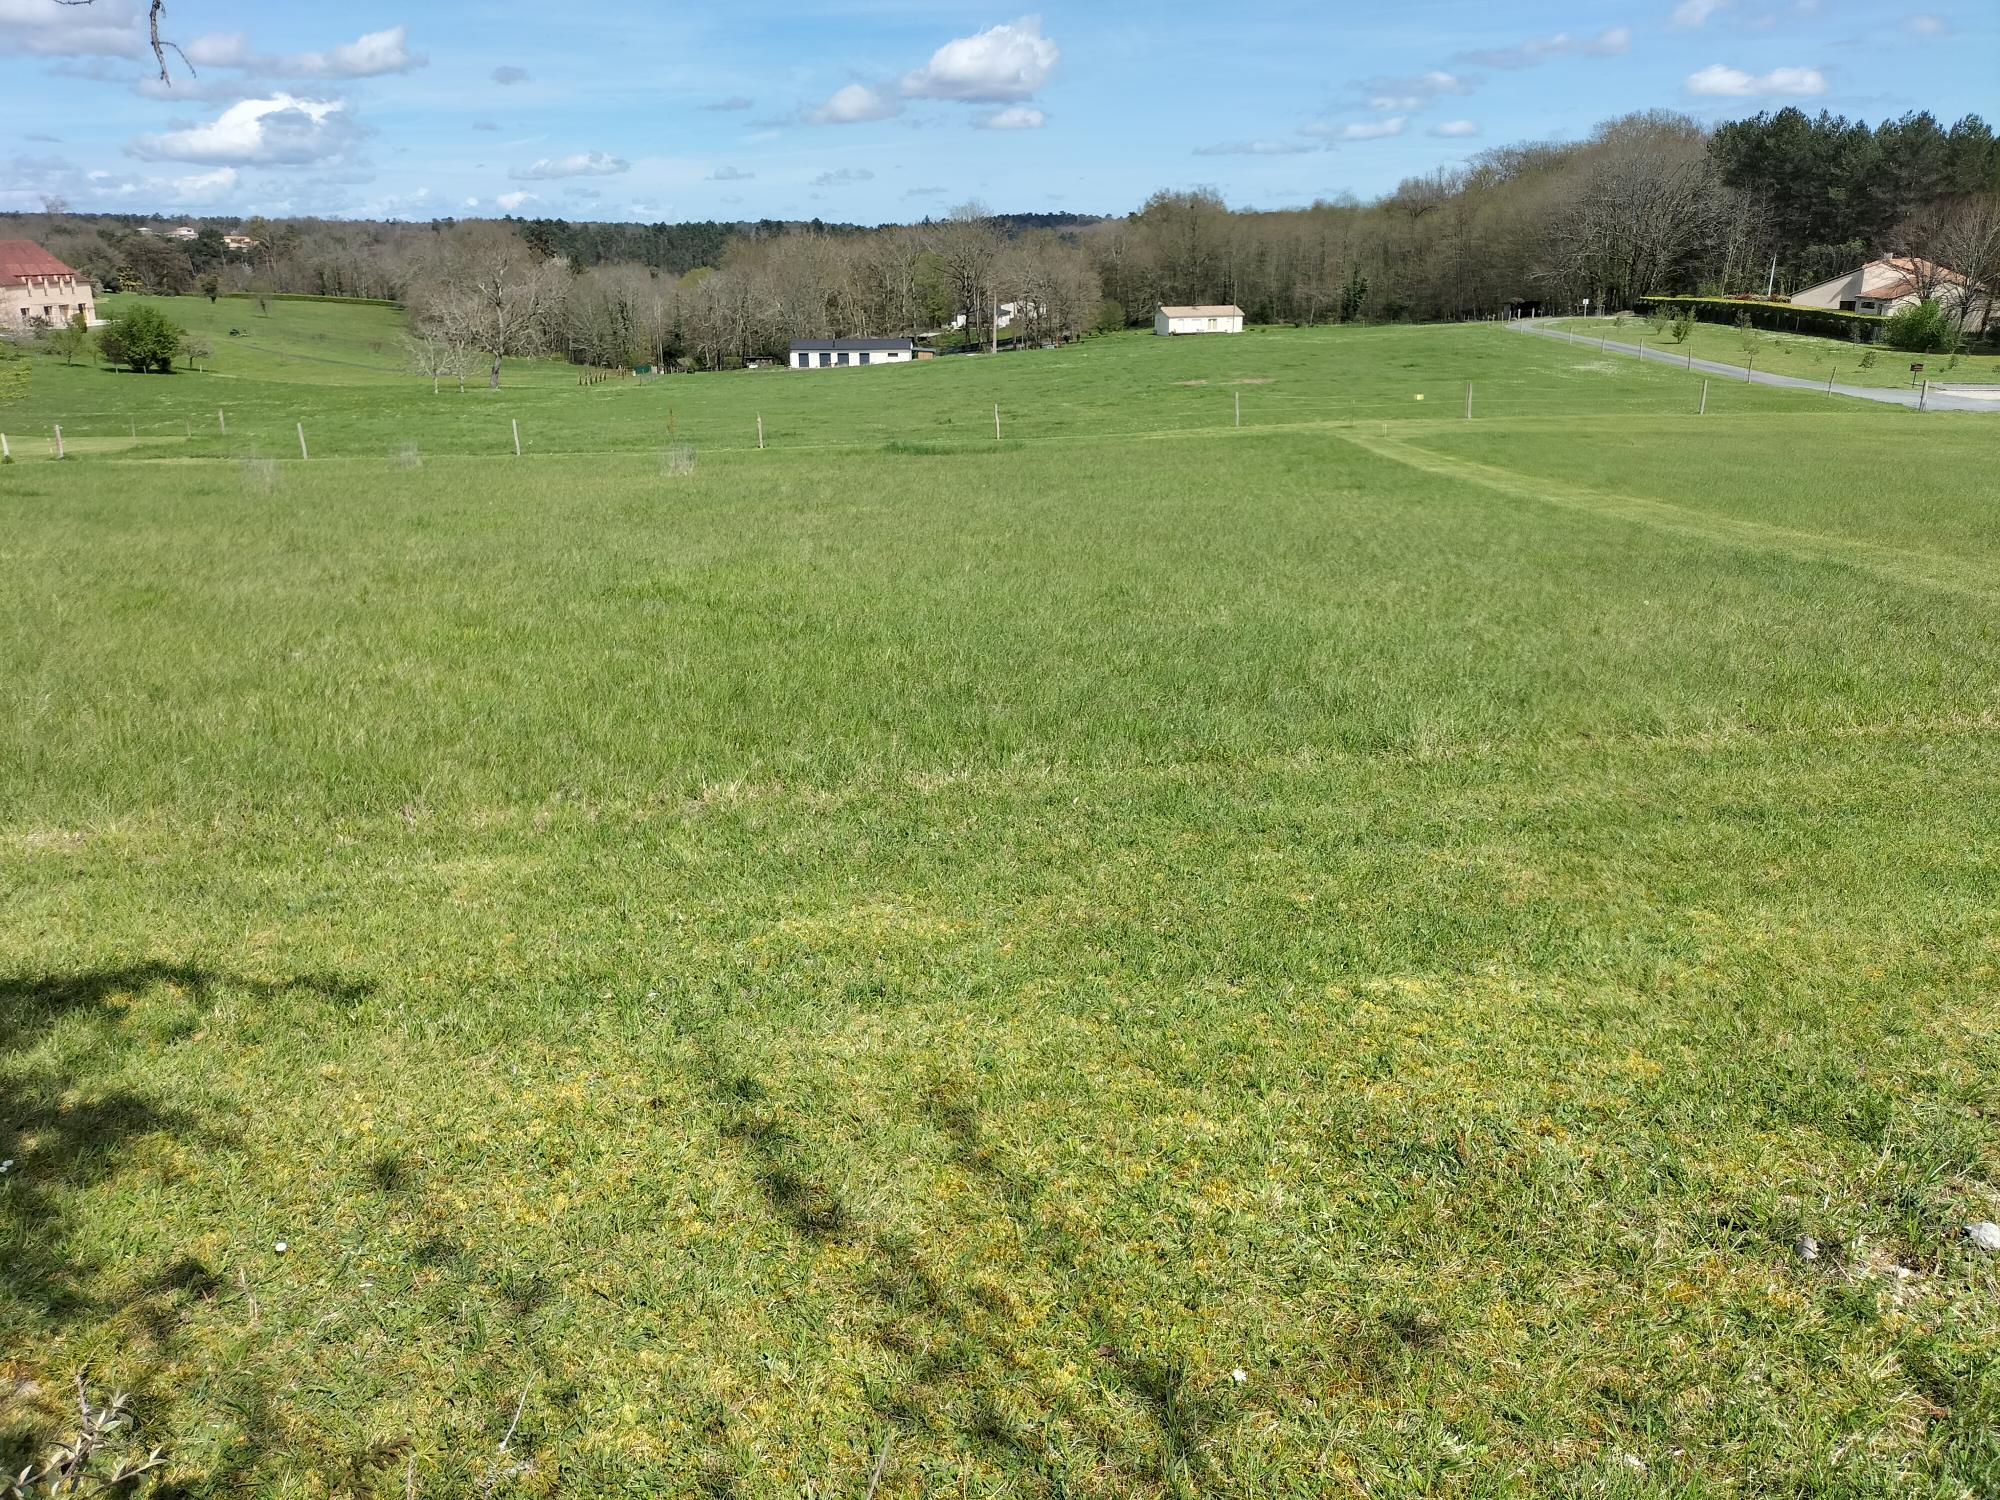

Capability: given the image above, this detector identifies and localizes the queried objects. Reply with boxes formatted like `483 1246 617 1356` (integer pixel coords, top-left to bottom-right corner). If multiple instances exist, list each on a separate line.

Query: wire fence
0 328 1963 469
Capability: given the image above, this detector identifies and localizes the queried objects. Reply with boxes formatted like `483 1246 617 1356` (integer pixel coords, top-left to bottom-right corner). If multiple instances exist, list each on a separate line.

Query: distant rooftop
789 337 916 351
1158 304 1244 317
0 239 78 285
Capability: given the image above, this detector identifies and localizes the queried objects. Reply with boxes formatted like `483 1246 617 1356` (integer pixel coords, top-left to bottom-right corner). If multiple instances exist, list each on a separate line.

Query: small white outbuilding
1155 304 1244 336
789 337 917 369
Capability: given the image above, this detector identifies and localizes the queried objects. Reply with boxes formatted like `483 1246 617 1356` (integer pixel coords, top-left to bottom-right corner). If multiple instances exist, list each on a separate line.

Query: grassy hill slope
2 310 1996 1498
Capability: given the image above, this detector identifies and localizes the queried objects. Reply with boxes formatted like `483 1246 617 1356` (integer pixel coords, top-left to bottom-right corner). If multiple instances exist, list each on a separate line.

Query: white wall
3 275 93 331
790 348 914 368
1154 312 1243 336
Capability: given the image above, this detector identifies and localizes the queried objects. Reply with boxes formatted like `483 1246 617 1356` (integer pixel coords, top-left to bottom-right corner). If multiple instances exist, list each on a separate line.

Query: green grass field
1544 314 2000 389
3 304 1998 1498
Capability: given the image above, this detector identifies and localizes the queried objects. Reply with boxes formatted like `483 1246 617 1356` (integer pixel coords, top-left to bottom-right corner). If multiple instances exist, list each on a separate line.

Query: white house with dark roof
789 337 916 369
1155 304 1244 335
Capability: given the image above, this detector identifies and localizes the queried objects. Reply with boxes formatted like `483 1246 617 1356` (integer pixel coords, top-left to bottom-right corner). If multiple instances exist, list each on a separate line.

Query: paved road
1514 319 2000 414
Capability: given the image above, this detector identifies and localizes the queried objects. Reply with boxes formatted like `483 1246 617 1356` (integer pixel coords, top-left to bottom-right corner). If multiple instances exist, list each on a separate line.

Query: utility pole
1764 255 1778 300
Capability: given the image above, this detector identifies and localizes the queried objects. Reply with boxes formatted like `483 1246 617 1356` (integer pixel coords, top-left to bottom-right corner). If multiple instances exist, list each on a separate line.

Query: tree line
6 102 1996 381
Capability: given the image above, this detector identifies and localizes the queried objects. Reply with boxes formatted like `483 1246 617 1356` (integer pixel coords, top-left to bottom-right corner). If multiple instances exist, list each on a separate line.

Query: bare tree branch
54 0 180 83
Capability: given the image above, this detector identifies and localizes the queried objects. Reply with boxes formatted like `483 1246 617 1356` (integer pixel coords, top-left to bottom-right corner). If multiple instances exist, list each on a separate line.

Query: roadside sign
1910 363 1924 371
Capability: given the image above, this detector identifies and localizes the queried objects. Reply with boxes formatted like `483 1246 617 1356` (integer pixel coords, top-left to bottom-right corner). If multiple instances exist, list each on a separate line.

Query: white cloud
1343 116 1408 140
978 105 1046 129
496 190 533 211
1304 116 1407 142
900 17 1058 102
812 167 875 186
1685 62 1826 96
1352 70 1472 113
1195 139 1316 156
1904 13 1949 36
184 25 425 79
1430 119 1482 138
1458 27 1629 68
130 94 363 166
0 0 143 60
805 83 901 125
0 154 81 207
173 165 239 198
1670 0 1729 26
509 151 630 180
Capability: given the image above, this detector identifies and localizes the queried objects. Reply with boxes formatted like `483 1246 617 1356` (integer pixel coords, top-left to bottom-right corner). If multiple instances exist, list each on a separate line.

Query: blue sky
2 0 1993 224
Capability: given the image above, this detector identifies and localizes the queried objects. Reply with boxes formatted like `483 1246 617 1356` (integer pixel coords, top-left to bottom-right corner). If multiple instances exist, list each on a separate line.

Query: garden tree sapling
46 311 92 366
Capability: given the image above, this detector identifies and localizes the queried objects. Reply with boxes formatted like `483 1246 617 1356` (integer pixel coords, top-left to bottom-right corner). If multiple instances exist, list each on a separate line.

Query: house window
1838 300 1856 311
838 352 850 366
859 352 871 365
819 352 831 367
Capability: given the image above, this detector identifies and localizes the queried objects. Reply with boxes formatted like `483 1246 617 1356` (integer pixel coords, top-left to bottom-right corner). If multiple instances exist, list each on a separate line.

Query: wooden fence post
1698 381 1708 416
1235 391 1241 428
994 404 1001 441
297 423 309 460
1465 381 1473 420
1 433 10 462
512 419 522 457
54 425 64 460
219 408 226 434
757 414 764 450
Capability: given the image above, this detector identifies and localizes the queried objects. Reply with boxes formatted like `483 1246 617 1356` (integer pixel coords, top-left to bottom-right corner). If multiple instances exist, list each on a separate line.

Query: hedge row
218 292 402 309
1636 295 1885 343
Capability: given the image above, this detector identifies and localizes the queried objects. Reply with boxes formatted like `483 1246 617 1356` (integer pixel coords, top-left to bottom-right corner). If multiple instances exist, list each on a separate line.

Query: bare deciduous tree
1896 197 2000 331
414 225 568 389
925 203 1002 346
404 327 471 394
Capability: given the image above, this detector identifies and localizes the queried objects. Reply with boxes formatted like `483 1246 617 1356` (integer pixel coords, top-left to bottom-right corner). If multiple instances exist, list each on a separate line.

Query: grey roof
790 337 914 351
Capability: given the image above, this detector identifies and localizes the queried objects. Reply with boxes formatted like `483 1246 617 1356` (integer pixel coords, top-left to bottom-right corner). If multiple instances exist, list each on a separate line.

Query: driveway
1514 319 2000 414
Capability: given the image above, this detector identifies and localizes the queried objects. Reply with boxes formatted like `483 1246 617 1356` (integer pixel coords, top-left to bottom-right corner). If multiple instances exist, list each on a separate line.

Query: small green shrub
98 304 186 374
1882 299 1955 354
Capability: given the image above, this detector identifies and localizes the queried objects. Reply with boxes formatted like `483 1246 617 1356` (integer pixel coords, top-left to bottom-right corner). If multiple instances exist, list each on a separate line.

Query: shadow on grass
925 1075 1234 1489
698 1049 1239 1491
0 961 373 1478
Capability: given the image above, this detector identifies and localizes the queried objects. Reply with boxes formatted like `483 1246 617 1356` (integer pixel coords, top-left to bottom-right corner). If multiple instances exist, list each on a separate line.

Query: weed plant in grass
1 320 1996 1498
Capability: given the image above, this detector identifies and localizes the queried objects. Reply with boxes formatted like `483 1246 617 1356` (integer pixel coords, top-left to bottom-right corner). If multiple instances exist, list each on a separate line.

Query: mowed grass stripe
1339 425 2000 602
